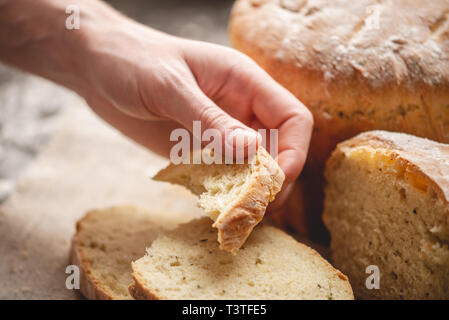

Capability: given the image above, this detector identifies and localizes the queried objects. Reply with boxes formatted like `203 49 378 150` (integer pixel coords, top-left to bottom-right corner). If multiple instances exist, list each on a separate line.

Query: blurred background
0 0 234 204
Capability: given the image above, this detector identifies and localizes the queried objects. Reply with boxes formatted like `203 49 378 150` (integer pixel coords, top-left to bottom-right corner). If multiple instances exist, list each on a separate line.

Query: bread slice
129 217 353 300
154 147 285 254
323 130 449 299
70 206 191 299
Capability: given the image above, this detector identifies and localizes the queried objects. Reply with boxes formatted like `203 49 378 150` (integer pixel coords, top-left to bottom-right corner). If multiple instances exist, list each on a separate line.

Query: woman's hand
79 18 313 208
0 0 313 208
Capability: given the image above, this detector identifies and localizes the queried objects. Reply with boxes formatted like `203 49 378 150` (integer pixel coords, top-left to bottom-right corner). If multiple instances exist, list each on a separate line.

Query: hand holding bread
154 147 285 254
68 0 449 300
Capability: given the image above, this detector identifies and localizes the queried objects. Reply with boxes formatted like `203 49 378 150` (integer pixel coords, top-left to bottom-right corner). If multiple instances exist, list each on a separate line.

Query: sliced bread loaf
154 147 285 254
323 131 449 299
129 218 353 300
70 206 192 299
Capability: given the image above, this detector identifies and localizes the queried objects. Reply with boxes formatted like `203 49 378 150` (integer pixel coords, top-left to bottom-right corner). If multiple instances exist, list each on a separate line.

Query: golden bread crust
214 147 285 253
326 130 449 206
70 210 115 300
230 0 449 167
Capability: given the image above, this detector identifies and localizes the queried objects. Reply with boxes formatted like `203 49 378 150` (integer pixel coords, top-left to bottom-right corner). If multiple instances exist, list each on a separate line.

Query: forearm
0 0 132 94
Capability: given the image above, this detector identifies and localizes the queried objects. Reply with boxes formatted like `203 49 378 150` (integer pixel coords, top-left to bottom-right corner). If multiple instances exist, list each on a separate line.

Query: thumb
168 87 260 160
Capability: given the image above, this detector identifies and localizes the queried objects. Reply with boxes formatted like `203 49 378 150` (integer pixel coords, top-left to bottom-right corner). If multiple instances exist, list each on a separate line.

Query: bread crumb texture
323 130 449 299
71 206 185 300
154 147 284 254
130 218 353 300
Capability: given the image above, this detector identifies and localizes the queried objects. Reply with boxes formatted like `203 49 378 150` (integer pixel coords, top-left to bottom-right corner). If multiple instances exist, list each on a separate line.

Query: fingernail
225 128 259 163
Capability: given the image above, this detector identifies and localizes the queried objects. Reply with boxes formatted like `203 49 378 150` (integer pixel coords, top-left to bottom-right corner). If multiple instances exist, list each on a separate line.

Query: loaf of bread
70 206 190 299
154 147 285 254
323 130 449 299
230 0 449 169
129 217 354 300
230 0 449 240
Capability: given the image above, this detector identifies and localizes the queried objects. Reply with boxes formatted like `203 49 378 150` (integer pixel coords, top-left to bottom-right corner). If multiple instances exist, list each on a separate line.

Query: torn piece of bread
323 131 449 299
129 218 354 300
70 206 193 300
154 147 285 254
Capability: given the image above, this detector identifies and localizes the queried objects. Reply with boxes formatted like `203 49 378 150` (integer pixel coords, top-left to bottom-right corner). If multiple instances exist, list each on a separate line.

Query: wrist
76 17 176 99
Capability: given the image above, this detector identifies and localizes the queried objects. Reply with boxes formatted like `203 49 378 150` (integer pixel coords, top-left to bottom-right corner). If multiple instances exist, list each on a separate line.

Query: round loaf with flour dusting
230 0 449 169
